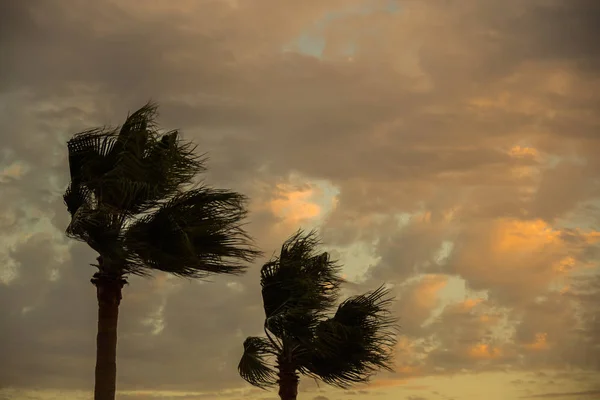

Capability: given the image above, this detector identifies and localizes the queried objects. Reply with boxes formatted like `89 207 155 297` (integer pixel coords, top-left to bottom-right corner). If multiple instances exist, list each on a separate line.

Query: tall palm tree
63 102 261 400
238 231 397 400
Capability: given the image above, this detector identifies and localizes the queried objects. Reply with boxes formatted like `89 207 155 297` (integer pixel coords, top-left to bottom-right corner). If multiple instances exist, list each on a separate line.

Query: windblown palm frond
64 102 259 279
66 204 123 253
301 286 398 388
239 233 398 396
260 230 343 338
124 187 261 277
64 102 205 219
238 336 278 389
66 127 119 188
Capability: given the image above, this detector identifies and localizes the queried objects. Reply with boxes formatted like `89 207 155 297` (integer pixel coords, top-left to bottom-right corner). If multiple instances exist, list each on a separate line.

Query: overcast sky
1 1 599 399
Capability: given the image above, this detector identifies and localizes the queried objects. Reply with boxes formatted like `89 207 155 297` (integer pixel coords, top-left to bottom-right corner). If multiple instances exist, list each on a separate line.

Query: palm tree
63 102 261 400
238 230 397 400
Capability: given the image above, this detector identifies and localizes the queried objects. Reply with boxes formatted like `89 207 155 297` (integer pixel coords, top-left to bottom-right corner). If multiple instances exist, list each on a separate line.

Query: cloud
1 0 599 398
446 218 599 304
392 275 448 336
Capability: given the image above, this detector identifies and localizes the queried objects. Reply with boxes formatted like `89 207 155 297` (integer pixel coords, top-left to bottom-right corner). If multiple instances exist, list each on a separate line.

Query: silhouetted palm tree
238 230 397 400
64 102 261 400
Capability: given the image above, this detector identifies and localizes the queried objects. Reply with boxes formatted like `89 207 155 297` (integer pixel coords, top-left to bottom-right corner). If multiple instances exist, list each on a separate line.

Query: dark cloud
510 0 600 72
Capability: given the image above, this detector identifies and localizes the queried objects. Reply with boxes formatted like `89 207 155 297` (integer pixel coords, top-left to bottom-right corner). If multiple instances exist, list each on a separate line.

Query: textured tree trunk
277 358 299 400
92 274 125 400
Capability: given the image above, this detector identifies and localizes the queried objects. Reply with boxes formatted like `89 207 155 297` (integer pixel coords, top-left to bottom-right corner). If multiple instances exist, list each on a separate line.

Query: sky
1 0 599 399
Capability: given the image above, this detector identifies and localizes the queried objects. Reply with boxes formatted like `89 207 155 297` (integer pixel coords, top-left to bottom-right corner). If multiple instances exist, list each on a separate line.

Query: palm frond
238 336 278 389
260 230 343 339
143 130 207 190
63 181 93 218
65 202 128 259
279 230 321 263
264 306 319 346
302 286 398 388
123 187 261 277
65 103 205 216
118 101 160 142
101 130 205 213
64 102 259 279
66 127 120 190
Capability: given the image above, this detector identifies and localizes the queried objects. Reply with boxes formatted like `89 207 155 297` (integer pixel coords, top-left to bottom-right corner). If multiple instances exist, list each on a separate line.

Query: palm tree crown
238 230 397 397
64 102 260 279
64 102 261 400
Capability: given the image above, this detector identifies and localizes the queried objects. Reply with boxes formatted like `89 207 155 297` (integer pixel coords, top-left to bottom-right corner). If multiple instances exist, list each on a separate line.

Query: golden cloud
269 185 322 223
411 275 448 309
467 343 503 360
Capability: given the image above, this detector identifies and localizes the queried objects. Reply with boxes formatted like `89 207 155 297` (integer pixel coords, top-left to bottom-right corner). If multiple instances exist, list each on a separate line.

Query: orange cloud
460 298 484 311
468 343 503 360
449 217 600 303
509 145 539 159
489 220 600 276
523 333 550 351
269 185 322 223
582 231 600 244
397 275 448 333
413 275 448 309
491 219 560 254
248 177 340 246
553 256 576 274
413 211 433 224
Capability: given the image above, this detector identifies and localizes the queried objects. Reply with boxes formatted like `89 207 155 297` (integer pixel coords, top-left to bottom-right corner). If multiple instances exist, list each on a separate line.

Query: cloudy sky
1 0 600 399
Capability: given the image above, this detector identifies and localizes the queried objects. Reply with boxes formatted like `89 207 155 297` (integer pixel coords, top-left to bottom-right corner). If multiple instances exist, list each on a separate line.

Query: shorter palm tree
238 230 398 400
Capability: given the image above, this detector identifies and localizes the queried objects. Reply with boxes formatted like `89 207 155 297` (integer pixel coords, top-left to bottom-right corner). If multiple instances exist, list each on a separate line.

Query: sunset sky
1 1 600 399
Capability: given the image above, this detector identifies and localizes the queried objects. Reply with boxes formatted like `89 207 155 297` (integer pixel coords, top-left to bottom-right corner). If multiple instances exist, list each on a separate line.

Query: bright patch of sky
309 178 341 216
433 240 454 265
328 240 381 282
283 0 401 58
141 305 166 336
424 275 490 327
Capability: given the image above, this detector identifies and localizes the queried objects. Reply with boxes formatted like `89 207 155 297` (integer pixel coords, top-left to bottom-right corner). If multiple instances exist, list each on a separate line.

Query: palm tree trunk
92 274 125 400
277 358 299 400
